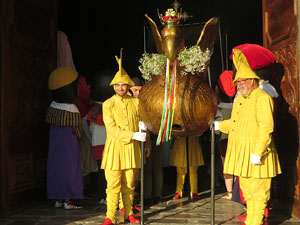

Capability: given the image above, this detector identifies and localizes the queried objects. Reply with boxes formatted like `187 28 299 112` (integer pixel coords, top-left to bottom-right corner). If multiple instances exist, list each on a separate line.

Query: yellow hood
110 56 135 86
233 49 260 84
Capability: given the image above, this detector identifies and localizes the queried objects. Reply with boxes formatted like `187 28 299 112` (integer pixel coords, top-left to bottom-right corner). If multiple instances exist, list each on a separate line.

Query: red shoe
127 215 140 223
264 207 270 218
120 206 140 213
173 193 181 199
133 205 141 212
236 214 247 220
192 193 201 200
101 218 115 225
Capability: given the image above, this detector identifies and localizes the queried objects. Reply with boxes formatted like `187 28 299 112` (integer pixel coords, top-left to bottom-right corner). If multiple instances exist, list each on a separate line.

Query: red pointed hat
218 70 237 97
229 43 275 70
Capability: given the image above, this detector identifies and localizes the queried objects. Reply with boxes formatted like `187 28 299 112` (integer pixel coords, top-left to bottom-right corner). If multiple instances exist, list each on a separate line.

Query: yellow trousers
239 176 271 225
105 169 135 224
176 166 198 197
118 168 139 210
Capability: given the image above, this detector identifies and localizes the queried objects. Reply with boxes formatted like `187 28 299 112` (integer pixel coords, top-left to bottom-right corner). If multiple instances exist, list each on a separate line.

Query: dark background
58 0 262 86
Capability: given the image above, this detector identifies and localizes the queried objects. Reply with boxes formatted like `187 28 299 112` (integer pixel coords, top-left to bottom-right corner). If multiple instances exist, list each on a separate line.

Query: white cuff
214 121 220 131
139 121 147 131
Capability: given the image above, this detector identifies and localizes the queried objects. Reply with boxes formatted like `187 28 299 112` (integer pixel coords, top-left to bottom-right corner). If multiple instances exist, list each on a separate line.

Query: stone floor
0 189 300 225
0 167 299 225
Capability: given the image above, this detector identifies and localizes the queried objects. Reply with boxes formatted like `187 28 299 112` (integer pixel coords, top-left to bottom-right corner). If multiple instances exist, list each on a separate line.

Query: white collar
50 101 79 113
259 80 279 98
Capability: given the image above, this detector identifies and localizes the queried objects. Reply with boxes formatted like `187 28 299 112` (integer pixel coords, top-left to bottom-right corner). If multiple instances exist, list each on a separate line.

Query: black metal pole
141 26 146 224
211 125 215 225
225 32 228 70
140 137 145 225
186 136 191 202
218 18 224 73
143 24 147 53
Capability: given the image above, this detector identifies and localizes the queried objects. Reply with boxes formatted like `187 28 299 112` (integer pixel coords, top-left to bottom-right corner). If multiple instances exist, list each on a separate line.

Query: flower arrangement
138 46 211 80
177 46 211 75
138 53 167 80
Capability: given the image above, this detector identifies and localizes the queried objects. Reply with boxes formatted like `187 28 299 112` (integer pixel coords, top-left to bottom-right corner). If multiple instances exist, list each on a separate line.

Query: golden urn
139 4 218 138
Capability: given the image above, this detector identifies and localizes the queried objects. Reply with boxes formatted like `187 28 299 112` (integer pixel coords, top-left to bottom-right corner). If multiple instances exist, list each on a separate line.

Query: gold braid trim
46 107 82 138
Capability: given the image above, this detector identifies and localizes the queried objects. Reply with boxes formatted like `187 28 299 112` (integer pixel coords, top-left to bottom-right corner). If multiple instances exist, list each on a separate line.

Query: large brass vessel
139 10 218 137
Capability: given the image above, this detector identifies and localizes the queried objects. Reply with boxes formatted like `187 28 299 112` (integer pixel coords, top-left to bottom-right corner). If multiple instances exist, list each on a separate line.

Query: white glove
139 121 147 131
210 121 219 131
144 147 151 158
132 132 146 142
250 153 262 165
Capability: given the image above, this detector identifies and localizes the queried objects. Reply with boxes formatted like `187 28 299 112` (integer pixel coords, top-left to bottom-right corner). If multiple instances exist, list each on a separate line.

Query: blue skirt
47 125 83 199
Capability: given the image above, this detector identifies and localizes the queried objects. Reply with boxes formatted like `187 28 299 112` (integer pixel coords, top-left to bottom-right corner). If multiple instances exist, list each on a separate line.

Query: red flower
172 16 178 21
163 16 169 21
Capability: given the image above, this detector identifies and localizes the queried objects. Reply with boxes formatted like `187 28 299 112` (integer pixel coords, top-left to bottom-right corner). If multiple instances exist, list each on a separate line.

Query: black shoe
153 197 161 204
144 198 153 206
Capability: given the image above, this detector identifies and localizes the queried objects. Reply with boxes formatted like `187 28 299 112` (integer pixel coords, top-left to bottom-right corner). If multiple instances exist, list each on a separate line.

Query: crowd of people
45 43 282 225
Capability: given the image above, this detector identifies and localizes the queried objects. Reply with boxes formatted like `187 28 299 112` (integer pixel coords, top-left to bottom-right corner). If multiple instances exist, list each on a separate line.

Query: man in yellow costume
170 136 205 200
214 49 281 225
100 55 146 225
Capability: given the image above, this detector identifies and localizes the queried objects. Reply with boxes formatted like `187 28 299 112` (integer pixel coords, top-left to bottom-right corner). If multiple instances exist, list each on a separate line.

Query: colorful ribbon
156 60 177 145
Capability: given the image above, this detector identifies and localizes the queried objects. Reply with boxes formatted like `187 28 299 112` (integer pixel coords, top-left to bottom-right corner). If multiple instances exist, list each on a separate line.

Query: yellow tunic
101 95 141 170
219 88 281 178
170 136 205 167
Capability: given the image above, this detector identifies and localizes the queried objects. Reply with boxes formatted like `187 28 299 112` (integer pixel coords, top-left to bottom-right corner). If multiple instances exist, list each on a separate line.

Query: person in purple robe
46 67 83 209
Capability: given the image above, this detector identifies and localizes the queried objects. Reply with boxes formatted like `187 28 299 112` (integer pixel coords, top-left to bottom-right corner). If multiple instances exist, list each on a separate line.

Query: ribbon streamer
156 60 177 145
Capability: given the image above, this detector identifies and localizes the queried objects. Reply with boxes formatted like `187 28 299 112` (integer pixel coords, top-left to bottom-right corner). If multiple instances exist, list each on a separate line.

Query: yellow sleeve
218 119 230 134
103 99 134 144
253 94 274 157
